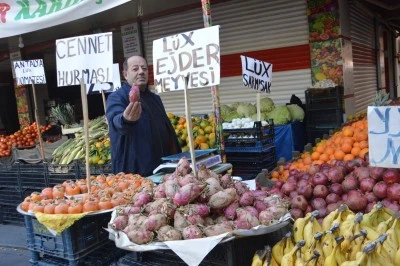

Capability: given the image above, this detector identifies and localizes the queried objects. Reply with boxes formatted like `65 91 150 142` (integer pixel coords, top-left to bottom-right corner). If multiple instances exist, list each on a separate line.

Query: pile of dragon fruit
109 157 289 245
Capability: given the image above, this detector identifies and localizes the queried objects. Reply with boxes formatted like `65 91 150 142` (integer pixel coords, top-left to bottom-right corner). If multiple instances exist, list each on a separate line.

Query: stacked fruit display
270 119 369 181
20 173 151 214
108 157 290 244
0 122 52 157
167 113 217 151
51 116 110 165
259 203 400 265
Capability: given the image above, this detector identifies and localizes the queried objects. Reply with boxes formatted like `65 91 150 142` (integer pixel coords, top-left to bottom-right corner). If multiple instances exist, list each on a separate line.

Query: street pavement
0 223 31 266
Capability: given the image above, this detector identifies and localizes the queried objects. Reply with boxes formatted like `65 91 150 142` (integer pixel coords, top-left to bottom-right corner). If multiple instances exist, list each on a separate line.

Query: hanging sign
56 32 113 87
240 55 272 93
121 22 142 58
0 0 130 38
13 59 46 85
368 106 400 168
87 64 122 94
152 25 220 93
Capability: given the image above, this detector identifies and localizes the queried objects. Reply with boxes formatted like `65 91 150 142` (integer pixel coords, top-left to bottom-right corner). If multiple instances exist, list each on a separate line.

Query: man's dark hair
123 55 148 71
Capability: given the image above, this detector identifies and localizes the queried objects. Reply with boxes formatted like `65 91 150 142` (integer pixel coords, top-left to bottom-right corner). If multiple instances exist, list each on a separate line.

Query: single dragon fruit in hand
129 84 140 103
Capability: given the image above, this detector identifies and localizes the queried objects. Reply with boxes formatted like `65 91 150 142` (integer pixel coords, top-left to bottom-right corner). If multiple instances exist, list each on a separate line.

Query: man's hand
123 102 142 122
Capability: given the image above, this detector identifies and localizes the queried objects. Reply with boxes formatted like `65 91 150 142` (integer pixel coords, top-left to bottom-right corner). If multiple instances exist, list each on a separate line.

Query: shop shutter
142 0 311 115
349 1 377 113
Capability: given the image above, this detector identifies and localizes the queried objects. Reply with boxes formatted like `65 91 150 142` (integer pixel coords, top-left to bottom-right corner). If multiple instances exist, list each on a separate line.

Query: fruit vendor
106 55 181 176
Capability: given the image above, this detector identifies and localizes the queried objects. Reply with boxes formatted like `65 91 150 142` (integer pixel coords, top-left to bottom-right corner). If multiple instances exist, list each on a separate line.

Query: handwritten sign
152 25 220 93
240 56 272 93
121 23 142 58
87 64 122 94
13 59 46 85
56 32 113 87
368 106 400 168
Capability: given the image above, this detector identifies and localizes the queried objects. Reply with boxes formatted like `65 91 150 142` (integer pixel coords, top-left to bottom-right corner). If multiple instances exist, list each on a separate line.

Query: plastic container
305 86 342 110
0 164 20 187
23 211 112 265
306 109 342 128
223 121 275 144
17 162 48 189
0 203 25 224
76 163 112 178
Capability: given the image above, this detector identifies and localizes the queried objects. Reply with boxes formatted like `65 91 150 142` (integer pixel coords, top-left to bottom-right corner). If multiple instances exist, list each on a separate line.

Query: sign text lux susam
369 108 400 164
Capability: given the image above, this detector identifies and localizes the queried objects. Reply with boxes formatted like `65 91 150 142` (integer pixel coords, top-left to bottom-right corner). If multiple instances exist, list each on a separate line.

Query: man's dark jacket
106 83 181 176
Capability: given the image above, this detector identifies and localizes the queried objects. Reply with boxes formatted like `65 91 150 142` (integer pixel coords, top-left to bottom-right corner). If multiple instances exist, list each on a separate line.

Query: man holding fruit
106 55 181 176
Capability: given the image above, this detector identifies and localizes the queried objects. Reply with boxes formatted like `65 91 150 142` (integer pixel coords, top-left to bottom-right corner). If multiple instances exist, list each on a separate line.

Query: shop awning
0 0 131 38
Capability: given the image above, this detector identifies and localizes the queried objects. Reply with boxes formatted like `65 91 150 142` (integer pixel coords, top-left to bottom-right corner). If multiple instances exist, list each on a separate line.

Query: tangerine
343 154 355 161
341 143 352 153
311 152 321 160
359 148 369 159
334 150 345 160
351 147 361 157
359 140 368 149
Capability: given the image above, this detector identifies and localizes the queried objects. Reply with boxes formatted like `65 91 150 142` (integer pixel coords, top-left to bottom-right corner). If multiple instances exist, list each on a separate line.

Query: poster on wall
13 59 46 85
308 12 340 42
55 32 114 87
152 25 221 93
307 0 339 15
14 83 30 128
310 39 343 86
121 23 142 58
368 106 400 168
240 55 272 93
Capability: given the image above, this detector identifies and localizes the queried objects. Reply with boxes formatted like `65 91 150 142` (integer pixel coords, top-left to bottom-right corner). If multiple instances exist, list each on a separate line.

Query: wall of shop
349 0 377 113
142 0 311 115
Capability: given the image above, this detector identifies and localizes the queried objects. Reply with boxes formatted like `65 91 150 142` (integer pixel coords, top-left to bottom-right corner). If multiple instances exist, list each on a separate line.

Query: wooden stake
183 76 197 177
257 92 261 121
31 84 46 161
80 80 91 193
101 90 107 114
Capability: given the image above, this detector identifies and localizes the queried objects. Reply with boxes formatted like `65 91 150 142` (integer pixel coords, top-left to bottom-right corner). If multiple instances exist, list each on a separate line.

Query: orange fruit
303 156 312 165
359 140 368 149
319 153 329 162
351 147 361 157
316 145 325 154
355 132 368 142
343 126 354 137
343 154 355 161
334 150 345 160
325 147 335 155
341 143 352 153
271 171 280 179
359 148 369 159
311 152 320 160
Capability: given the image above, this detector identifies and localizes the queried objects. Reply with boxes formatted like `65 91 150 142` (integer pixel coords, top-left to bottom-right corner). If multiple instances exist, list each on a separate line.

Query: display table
274 121 305 162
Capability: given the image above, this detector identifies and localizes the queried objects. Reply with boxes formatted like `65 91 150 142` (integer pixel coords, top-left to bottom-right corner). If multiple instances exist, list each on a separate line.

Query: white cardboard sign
240 55 272 93
368 106 400 168
13 59 46 85
87 64 122 94
56 32 113 87
152 25 220 93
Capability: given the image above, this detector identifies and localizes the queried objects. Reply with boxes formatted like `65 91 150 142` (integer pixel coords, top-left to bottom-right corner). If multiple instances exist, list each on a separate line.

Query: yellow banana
272 232 292 265
284 232 295 255
281 240 305 266
270 255 279 266
321 223 339 258
359 223 380 241
340 240 375 266
369 234 393 266
322 205 341 231
361 202 392 228
294 245 305 266
382 216 399 261
303 212 319 248
251 249 267 266
341 212 363 253
376 215 393 235
304 250 321 266
294 213 312 243
349 229 368 260
394 247 400 266
324 236 346 266
304 232 324 263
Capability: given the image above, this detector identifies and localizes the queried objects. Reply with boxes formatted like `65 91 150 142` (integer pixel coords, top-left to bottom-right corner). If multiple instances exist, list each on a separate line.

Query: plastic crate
24 211 112 264
305 87 342 110
223 121 275 144
306 127 334 144
17 162 48 188
0 186 23 205
306 109 342 128
0 164 20 187
77 163 112 177
128 223 291 266
34 241 128 266
0 203 25 224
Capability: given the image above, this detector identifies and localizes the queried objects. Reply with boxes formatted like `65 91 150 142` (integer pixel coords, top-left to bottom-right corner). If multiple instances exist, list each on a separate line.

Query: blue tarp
274 121 305 161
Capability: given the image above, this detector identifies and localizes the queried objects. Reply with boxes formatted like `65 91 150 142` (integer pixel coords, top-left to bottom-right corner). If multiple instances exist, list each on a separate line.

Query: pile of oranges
271 119 369 181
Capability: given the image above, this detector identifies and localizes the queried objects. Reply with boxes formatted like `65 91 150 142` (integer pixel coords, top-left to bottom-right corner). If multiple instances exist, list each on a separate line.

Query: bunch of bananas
264 202 400 266
51 116 109 165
